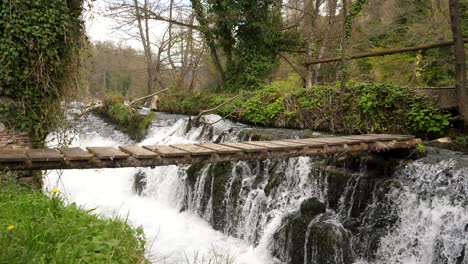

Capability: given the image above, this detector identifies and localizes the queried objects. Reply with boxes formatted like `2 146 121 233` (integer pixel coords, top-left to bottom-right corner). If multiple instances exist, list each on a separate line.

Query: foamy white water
43 111 468 264
44 114 275 264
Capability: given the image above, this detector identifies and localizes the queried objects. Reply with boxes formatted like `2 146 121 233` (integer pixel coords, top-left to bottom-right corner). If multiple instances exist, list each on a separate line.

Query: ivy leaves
0 0 84 146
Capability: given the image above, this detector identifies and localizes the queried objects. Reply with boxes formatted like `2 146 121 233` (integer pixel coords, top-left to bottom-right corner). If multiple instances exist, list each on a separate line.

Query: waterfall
44 111 468 264
374 157 468 264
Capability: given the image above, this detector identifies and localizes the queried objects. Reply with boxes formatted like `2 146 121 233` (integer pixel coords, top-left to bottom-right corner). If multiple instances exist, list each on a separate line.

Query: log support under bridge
0 135 422 171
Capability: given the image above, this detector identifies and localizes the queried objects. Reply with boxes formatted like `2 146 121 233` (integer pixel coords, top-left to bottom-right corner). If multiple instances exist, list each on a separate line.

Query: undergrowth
0 178 148 264
158 82 452 138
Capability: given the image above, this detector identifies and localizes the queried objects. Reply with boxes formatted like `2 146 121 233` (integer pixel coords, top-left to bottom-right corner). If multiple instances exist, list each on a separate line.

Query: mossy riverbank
158 82 452 138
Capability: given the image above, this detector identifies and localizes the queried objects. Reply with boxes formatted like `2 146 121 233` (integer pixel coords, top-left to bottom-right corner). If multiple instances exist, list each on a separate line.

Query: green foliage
98 99 155 141
408 103 451 134
0 0 85 147
343 83 451 135
365 53 416 86
453 136 468 146
419 48 454 87
339 0 369 83
195 0 302 91
0 179 147 264
415 143 427 154
157 82 452 137
241 86 286 125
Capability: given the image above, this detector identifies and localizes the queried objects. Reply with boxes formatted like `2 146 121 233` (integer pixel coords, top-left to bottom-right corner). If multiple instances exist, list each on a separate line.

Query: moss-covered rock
271 198 327 264
300 197 326 218
304 214 354 264
210 162 233 231
94 99 155 141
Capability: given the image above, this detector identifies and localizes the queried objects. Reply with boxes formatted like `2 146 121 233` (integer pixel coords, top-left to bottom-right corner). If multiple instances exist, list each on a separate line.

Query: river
44 111 468 264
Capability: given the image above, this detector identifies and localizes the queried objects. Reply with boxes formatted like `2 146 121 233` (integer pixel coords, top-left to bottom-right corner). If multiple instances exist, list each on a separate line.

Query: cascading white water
372 157 468 264
44 113 275 264
43 110 468 264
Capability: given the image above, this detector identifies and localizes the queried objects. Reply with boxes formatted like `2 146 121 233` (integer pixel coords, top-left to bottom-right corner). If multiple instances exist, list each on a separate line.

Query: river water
44 112 468 264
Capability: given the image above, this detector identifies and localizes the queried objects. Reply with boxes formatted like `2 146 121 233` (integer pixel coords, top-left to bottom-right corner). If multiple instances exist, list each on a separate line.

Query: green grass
0 179 148 264
184 250 236 264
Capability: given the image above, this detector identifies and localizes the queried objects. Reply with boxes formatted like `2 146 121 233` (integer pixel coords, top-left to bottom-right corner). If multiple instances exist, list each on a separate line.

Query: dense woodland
85 0 468 97
1 0 467 143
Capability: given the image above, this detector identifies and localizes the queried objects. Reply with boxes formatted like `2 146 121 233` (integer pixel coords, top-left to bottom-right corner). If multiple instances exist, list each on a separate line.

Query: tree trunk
449 0 468 128
313 0 338 83
134 0 155 95
339 0 348 90
190 0 226 88
305 0 322 88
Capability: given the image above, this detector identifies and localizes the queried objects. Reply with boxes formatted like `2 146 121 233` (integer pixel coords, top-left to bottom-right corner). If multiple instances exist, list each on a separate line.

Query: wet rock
300 197 326 218
304 214 354 264
318 165 353 210
210 162 232 231
271 198 327 264
351 178 403 261
133 170 146 195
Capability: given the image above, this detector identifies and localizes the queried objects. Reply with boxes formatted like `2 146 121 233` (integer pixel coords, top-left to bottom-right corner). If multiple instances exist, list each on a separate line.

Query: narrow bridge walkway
0 134 421 171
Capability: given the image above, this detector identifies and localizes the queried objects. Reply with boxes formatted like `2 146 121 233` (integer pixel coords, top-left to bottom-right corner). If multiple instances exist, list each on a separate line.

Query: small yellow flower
7 225 14 230
52 188 59 194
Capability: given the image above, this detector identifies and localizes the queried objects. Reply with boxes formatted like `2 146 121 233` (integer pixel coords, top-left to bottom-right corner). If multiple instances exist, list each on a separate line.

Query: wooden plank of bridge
119 146 159 159
143 145 188 157
307 137 362 145
0 135 423 171
170 144 215 156
283 138 327 147
341 134 413 142
59 147 93 161
0 149 27 162
245 141 291 151
86 147 129 160
269 140 306 149
27 149 63 162
221 142 268 153
196 143 240 154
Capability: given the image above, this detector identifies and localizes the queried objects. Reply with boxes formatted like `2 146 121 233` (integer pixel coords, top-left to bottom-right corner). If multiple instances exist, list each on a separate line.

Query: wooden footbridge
0 134 421 171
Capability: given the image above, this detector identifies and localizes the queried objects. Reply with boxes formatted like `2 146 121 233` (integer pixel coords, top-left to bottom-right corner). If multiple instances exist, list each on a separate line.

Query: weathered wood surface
60 147 94 161
0 135 421 170
170 144 215 156
221 142 268 152
0 149 27 162
86 147 130 160
143 145 188 157
196 143 240 154
245 141 291 150
27 149 63 162
119 146 159 159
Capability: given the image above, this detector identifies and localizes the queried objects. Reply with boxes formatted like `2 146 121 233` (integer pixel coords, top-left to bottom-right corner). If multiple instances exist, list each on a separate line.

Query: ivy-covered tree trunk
304 0 323 89
0 0 85 186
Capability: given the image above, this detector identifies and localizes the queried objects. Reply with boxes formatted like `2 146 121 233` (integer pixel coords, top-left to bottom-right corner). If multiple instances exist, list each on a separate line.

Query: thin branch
278 52 305 80
129 88 169 106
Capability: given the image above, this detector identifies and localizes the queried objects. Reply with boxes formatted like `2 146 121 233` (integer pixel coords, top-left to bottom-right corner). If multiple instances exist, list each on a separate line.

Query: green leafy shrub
0 180 147 263
408 103 451 134
241 91 285 125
